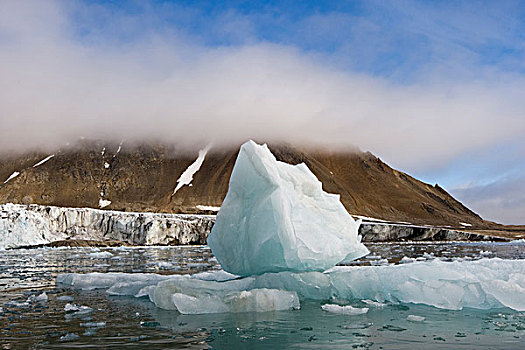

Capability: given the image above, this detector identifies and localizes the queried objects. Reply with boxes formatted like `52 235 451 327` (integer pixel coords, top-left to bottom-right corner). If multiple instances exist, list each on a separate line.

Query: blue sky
1 0 524 224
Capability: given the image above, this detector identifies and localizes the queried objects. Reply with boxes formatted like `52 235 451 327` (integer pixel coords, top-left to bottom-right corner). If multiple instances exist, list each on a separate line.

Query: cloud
0 1 524 225
1 1 523 166
452 174 525 225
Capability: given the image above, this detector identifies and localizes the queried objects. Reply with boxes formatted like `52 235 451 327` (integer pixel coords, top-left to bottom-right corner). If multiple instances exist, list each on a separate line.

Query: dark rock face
0 140 494 230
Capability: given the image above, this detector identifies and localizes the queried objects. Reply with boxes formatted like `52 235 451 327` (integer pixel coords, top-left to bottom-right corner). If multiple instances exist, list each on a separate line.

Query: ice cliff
0 204 499 249
207 141 369 276
0 203 213 249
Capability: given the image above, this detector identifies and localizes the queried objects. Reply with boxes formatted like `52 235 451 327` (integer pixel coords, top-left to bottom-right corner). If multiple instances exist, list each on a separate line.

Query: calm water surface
1 242 524 349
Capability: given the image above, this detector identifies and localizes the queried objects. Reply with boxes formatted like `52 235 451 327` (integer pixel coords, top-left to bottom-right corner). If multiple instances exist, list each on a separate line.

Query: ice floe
208 140 369 276
407 315 425 322
321 304 369 315
58 258 525 312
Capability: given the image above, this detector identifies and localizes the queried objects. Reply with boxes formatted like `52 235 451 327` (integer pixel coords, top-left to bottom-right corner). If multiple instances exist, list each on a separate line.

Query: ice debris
60 333 80 342
88 251 113 259
27 292 48 304
58 258 525 312
208 140 369 276
361 299 387 308
64 303 93 314
407 315 425 322
321 304 369 315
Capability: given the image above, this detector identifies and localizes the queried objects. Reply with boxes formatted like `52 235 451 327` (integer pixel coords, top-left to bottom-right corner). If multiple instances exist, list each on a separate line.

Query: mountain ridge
0 140 522 238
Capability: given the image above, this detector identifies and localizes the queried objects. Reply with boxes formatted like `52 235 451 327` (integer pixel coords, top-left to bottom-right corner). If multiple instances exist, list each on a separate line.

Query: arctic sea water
1 242 524 349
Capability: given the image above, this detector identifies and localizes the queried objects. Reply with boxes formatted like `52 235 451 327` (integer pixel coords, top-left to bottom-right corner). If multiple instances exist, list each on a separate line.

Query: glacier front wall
1 204 499 249
0 203 213 249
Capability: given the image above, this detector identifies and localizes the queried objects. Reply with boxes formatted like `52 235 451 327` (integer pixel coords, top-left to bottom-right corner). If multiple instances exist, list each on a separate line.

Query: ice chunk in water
407 315 425 322
207 140 369 276
60 333 80 342
171 288 300 314
64 303 93 314
321 304 369 315
56 258 525 312
28 292 48 303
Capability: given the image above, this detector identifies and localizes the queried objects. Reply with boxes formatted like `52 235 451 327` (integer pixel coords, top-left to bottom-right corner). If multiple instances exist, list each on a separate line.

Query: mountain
0 140 522 237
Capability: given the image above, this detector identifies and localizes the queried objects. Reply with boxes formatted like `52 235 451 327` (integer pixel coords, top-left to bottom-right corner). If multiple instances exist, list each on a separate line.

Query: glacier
0 203 498 249
0 203 214 249
207 140 369 276
57 258 525 312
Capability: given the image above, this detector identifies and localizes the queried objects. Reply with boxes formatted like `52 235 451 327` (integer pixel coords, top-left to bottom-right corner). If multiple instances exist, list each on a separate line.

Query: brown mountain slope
0 140 520 235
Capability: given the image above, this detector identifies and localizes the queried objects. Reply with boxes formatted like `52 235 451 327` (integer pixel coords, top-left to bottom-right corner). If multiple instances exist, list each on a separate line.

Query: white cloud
0 0 524 176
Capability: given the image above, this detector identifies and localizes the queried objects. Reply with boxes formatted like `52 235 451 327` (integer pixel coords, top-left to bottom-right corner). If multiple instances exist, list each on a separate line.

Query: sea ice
60 333 80 342
207 140 369 276
57 258 525 312
321 304 369 315
28 292 48 303
407 315 425 322
64 303 93 314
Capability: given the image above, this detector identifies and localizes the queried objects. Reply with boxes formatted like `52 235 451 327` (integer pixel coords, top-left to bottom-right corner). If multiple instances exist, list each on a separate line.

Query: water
1 242 524 349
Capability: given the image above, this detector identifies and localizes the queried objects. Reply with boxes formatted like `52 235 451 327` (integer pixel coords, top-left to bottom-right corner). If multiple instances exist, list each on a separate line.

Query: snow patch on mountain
172 144 212 195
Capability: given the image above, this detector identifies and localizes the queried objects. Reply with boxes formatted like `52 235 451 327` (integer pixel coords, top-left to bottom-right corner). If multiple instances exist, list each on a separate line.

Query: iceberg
57 258 525 312
207 140 369 276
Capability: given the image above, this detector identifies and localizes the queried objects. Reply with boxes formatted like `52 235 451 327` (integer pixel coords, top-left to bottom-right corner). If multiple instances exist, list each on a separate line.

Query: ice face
207 140 369 276
171 288 300 315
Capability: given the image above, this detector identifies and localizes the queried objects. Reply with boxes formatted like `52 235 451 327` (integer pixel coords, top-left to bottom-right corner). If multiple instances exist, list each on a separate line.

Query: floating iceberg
57 258 525 312
207 140 369 276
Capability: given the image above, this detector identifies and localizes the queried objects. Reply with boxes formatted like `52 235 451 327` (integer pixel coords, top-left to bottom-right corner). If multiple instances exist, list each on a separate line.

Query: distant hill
0 140 522 237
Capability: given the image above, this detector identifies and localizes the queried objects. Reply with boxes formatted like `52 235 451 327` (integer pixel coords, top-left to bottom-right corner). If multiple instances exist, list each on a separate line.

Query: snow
321 304 369 315
99 199 111 208
172 144 212 195
196 205 221 212
104 162 110 169
3 171 20 184
460 222 472 227
208 140 369 276
354 215 388 223
33 154 55 167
